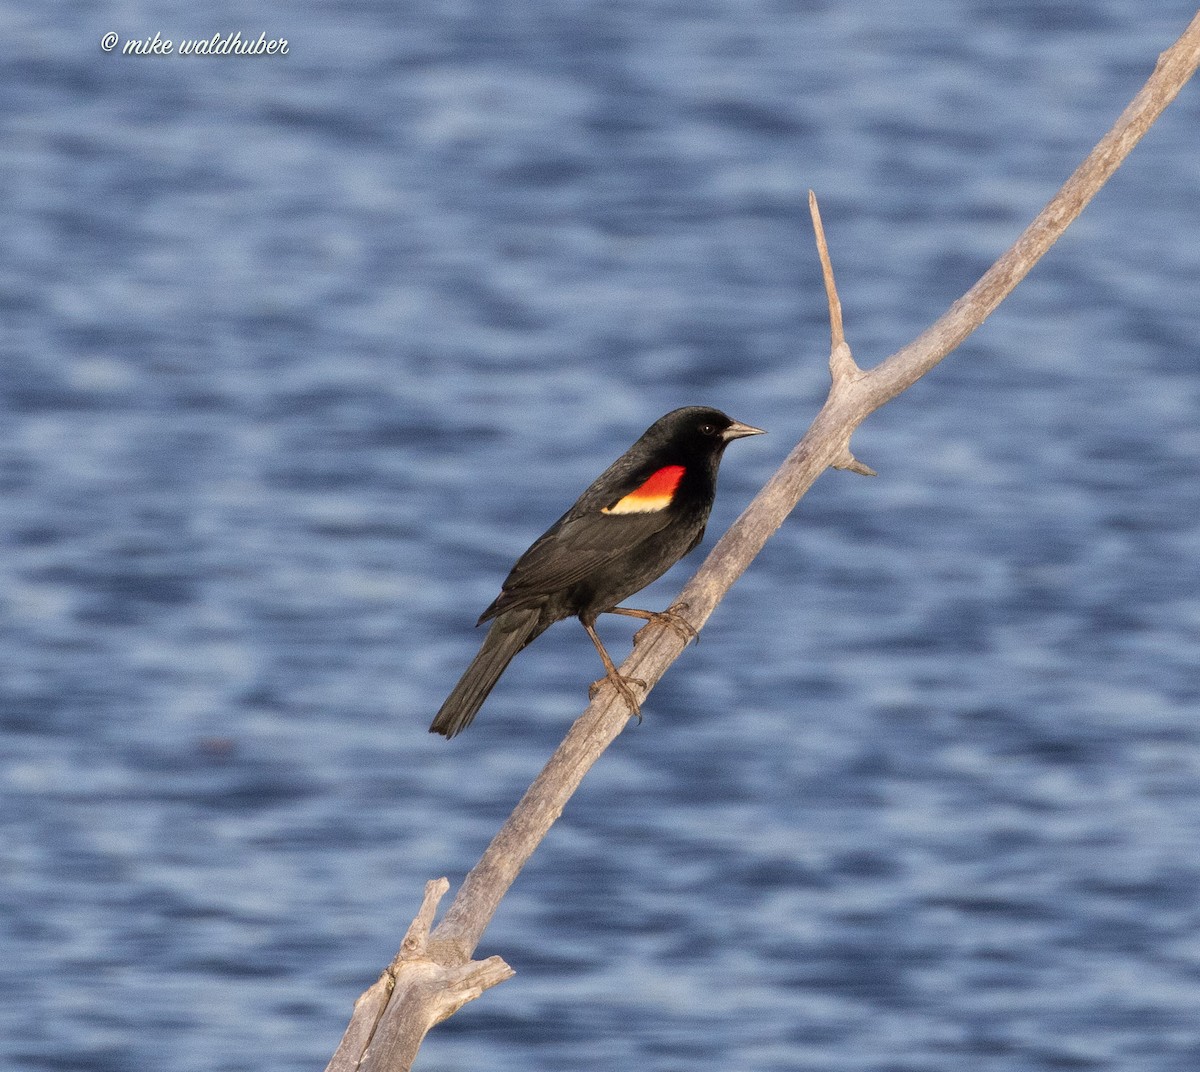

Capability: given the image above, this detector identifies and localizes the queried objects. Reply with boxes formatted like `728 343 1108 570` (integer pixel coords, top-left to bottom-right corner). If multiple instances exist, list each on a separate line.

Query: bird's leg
605 603 698 646
582 619 645 722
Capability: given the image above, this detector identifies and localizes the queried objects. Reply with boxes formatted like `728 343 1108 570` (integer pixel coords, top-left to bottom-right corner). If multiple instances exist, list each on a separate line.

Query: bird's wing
484 508 676 615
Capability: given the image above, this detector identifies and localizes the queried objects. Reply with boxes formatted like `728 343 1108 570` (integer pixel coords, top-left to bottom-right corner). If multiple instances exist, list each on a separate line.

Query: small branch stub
395 878 450 966
832 449 878 478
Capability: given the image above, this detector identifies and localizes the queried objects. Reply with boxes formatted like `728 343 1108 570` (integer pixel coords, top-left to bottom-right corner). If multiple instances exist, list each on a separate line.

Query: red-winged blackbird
430 406 764 738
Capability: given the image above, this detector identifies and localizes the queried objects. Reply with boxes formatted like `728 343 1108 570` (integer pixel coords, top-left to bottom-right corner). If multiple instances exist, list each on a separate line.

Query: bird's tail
429 609 540 738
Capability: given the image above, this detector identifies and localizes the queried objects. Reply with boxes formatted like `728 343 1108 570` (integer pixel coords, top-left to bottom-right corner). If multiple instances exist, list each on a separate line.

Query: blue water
3 2 1200 1069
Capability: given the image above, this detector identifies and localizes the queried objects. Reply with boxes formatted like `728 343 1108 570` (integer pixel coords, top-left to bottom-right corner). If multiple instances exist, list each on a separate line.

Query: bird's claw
633 605 697 646
589 673 645 722
660 603 699 645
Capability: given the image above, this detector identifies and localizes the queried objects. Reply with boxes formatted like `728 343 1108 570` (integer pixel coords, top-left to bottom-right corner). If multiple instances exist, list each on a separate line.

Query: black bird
430 406 764 738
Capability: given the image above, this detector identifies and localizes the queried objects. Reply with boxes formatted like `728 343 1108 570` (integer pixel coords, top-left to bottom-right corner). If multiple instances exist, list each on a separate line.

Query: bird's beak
721 420 766 441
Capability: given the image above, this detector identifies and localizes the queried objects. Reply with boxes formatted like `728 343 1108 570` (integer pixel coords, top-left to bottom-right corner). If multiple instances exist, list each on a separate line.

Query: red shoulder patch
602 465 686 514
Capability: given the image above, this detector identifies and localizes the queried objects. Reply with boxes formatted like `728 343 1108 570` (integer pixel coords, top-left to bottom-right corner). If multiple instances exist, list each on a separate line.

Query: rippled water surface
3 2 1200 1069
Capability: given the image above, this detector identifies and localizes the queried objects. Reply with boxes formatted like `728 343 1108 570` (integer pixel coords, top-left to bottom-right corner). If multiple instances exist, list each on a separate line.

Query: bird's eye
698 422 717 436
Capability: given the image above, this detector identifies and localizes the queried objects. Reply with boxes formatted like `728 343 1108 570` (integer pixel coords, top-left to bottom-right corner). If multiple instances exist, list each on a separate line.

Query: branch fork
326 880 514 1072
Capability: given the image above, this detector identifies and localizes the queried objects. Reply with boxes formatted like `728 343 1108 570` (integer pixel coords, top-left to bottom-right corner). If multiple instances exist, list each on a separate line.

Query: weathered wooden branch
327 879 514 1072
327 12 1200 1071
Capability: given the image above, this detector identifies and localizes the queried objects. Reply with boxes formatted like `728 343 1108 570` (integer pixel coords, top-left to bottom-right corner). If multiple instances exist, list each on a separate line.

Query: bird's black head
641 406 766 461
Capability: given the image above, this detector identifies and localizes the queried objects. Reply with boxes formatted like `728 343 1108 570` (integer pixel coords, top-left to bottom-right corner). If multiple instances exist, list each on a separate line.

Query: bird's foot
655 603 699 646
612 603 699 646
589 672 646 722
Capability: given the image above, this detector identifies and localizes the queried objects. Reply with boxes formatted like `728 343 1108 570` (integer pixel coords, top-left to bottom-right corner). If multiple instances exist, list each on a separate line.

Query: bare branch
809 188 847 358
868 9 1200 403
808 190 878 477
327 12 1200 1069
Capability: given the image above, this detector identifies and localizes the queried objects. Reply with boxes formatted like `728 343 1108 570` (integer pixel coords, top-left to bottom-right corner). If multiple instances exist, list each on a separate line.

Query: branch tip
397 878 451 962
833 450 877 478
808 190 846 355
